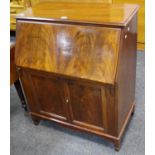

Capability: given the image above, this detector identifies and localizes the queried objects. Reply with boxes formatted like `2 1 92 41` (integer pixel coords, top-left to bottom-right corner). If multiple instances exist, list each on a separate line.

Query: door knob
65 99 69 103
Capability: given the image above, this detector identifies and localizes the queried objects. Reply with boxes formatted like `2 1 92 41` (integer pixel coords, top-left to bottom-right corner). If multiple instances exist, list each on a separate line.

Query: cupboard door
21 70 69 121
68 81 105 131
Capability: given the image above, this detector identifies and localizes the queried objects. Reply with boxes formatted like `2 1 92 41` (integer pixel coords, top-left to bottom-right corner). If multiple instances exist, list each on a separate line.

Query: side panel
116 14 137 133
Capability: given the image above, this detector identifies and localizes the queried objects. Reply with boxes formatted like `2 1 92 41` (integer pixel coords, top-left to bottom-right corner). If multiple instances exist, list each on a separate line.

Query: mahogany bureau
15 2 139 151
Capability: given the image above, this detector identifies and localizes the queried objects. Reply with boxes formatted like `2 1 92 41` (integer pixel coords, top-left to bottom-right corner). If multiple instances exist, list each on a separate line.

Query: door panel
29 72 68 121
68 81 105 131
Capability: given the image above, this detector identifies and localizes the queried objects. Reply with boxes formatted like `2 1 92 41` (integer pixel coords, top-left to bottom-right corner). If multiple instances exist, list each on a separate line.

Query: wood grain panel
15 22 121 84
19 68 72 120
68 81 104 130
67 80 116 135
29 74 68 120
16 2 139 27
115 14 137 133
102 86 116 136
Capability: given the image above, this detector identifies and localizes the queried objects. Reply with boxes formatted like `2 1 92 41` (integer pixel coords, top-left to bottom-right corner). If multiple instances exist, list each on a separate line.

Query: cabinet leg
32 116 40 126
114 140 121 151
14 79 28 112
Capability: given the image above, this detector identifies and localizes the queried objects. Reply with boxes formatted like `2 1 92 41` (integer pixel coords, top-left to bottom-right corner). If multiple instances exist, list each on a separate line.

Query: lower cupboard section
19 68 135 151
19 69 117 134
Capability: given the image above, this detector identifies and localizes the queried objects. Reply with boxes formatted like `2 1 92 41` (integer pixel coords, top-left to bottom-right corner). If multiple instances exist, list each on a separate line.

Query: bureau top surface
16 2 139 27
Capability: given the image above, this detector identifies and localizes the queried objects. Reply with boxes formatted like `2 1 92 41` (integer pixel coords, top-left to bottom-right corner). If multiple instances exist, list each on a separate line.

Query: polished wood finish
15 22 121 84
10 42 28 112
113 0 145 50
29 74 68 121
15 3 138 150
116 14 137 134
68 82 104 129
16 2 139 27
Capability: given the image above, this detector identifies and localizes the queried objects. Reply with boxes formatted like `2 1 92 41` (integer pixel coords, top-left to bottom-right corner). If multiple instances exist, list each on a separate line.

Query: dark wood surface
19 68 116 134
116 14 137 134
30 74 68 121
68 82 104 129
15 3 138 151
